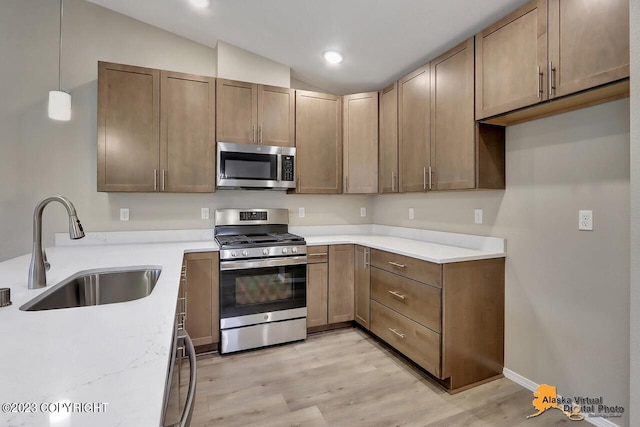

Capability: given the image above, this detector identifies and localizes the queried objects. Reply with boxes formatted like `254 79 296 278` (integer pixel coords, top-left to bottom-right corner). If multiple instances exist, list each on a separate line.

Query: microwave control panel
281 156 294 181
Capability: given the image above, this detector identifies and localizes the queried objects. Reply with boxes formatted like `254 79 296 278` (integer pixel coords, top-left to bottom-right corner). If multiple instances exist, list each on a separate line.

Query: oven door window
220 264 306 318
220 152 277 181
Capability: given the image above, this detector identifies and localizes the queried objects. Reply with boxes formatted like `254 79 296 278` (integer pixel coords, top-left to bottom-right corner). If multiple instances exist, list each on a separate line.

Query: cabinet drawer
370 300 441 377
371 267 441 333
307 245 328 264
370 249 442 287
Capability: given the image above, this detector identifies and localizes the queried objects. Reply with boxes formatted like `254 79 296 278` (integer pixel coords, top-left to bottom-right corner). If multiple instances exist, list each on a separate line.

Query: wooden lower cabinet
368 249 504 393
183 252 219 348
328 245 355 323
354 245 370 329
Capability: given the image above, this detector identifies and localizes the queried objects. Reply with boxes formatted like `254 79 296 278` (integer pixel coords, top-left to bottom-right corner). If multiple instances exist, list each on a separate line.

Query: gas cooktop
215 232 305 248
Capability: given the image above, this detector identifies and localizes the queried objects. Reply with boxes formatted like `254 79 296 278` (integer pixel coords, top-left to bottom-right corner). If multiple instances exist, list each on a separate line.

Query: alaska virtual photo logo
527 384 624 421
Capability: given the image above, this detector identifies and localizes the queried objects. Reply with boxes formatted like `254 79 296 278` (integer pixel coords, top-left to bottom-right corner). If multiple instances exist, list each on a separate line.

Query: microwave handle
277 153 282 182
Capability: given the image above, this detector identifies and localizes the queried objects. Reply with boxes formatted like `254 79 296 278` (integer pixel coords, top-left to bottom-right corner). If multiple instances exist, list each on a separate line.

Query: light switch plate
408 208 415 220
298 207 305 218
360 207 367 217
579 210 593 231
201 208 210 220
120 208 129 221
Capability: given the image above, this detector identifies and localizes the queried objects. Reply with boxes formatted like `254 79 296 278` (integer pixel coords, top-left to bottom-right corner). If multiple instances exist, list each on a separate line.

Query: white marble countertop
0 240 217 427
0 224 504 426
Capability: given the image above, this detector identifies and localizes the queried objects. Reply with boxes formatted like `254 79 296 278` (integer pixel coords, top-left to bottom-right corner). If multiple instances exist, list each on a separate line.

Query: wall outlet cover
298 207 305 218
360 207 367 217
120 208 129 221
201 208 210 220
579 210 593 231
409 208 415 220
475 209 483 224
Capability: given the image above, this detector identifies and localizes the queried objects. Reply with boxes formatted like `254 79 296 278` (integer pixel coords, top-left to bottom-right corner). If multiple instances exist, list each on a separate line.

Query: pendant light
48 0 71 121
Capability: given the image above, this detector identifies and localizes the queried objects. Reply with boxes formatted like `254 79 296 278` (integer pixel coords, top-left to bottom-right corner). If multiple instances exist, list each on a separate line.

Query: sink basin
20 266 162 311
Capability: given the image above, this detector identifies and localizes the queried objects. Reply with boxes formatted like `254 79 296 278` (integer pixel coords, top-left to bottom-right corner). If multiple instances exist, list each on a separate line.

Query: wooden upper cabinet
295 90 342 194
548 0 629 99
216 79 257 144
161 71 215 192
379 82 398 194
258 85 295 147
216 79 294 146
98 62 159 192
398 64 430 193
343 92 379 194
475 0 547 120
431 38 475 190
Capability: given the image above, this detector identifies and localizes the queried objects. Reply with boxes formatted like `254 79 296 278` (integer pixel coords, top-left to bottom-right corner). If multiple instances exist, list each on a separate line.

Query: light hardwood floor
180 328 588 426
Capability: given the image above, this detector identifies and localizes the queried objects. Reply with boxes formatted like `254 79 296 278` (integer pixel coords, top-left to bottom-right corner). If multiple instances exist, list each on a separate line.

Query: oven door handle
220 256 307 271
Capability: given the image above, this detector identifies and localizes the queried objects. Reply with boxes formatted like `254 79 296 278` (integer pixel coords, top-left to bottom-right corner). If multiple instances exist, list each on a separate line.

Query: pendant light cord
58 0 63 91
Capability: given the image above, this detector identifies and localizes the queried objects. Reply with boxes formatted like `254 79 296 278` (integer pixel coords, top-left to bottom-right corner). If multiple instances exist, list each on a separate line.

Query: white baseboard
502 368 621 427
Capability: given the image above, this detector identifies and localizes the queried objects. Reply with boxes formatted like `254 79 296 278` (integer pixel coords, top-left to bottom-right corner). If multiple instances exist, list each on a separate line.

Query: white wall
0 0 370 261
216 40 290 87
374 99 630 426
629 0 639 424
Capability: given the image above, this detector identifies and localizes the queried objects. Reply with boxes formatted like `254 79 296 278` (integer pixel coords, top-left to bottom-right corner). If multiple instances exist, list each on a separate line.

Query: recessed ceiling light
190 0 210 8
323 50 343 64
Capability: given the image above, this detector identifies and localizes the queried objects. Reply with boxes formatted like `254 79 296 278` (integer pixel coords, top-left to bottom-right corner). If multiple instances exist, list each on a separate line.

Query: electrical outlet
408 208 415 220
360 207 367 217
474 209 483 224
298 207 305 218
579 210 593 231
120 208 129 221
201 208 209 220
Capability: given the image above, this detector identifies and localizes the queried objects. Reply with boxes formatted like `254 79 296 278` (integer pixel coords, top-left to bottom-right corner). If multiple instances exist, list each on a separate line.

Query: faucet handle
42 249 51 272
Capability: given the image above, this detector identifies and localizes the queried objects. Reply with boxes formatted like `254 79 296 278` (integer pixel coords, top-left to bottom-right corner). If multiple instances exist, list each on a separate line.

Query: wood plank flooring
178 328 589 426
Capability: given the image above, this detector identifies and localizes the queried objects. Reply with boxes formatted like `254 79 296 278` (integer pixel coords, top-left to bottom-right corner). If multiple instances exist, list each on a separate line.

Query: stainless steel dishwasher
162 263 197 427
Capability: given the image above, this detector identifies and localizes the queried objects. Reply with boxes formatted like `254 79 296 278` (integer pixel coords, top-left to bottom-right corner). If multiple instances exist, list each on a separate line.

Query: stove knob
231 251 238 257
292 247 298 254
262 248 269 256
282 248 288 254
242 250 249 257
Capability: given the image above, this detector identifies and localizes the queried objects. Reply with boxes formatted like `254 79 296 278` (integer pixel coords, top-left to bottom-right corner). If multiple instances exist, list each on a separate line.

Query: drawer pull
388 328 406 339
388 290 406 300
388 261 406 268
309 253 327 257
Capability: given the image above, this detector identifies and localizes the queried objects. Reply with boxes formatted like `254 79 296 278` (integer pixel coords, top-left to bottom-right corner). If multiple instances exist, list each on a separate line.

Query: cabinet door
295 90 342 194
431 38 475 191
398 64 430 193
98 62 159 192
258 85 295 147
548 0 629 99
343 92 379 194
160 71 215 193
379 83 398 194
184 252 219 347
306 263 328 328
475 0 547 119
354 245 370 329
216 79 257 144
328 245 355 323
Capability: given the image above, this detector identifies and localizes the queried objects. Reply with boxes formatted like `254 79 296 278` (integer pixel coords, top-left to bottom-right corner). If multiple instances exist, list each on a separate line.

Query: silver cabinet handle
176 332 197 427
388 261 406 268
537 66 543 99
259 126 263 144
391 171 395 192
428 166 433 190
154 169 158 191
388 328 406 339
388 290 406 300
251 125 256 143
309 253 327 257
550 61 556 98
161 170 166 191
423 167 426 190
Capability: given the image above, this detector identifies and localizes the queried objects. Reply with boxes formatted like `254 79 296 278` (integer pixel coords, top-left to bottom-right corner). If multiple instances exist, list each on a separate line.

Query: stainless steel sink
20 266 162 311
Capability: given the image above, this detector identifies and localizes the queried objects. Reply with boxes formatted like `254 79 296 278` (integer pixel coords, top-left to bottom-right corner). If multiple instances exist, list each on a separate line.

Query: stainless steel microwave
216 142 296 190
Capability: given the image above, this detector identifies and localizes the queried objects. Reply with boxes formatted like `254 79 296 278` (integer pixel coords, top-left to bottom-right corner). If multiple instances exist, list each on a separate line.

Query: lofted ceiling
87 0 530 94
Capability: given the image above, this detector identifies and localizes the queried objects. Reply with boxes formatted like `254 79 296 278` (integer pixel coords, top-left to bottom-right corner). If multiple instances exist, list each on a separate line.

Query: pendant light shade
48 91 71 121
48 0 70 121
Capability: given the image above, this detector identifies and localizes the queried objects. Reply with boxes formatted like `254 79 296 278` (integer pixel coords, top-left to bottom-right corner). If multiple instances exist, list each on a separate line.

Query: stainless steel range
215 208 307 354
